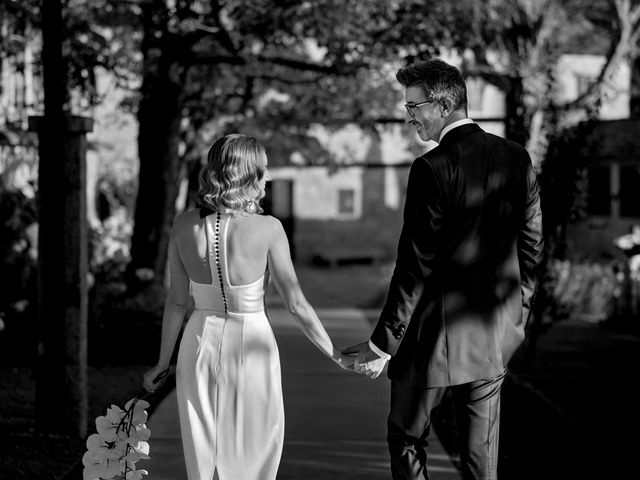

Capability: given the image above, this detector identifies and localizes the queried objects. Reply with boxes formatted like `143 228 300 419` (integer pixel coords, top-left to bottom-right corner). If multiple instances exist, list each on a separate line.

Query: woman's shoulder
231 214 281 243
171 209 201 234
244 213 282 234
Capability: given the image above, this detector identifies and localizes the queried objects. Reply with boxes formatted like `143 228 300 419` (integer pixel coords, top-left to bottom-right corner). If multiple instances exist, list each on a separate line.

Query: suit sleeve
518 156 544 312
370 158 444 356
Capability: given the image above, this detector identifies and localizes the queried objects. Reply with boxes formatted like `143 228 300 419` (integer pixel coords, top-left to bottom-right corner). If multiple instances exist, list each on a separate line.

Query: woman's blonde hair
197 134 267 214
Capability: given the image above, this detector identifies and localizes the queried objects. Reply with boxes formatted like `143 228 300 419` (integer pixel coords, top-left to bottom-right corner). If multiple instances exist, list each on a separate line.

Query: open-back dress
176 211 284 480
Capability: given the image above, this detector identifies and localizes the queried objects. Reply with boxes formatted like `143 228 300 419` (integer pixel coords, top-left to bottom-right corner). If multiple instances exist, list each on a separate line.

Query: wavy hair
197 134 268 215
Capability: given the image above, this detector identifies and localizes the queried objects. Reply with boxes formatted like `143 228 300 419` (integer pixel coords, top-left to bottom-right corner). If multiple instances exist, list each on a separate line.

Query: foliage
66 0 143 92
96 162 138 218
0 0 40 59
539 117 601 255
89 207 133 283
544 258 622 322
5 0 637 297
462 0 640 329
0 188 36 255
0 188 37 312
122 0 442 277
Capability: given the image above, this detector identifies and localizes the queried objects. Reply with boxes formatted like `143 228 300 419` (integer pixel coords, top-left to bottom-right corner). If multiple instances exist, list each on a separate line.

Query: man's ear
440 98 454 117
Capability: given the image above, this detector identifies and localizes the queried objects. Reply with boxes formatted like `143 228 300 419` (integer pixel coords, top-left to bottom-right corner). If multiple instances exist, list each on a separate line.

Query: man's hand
342 341 387 379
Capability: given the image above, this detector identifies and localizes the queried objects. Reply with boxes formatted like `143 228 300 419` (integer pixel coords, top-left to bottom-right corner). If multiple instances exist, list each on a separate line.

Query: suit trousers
387 370 506 480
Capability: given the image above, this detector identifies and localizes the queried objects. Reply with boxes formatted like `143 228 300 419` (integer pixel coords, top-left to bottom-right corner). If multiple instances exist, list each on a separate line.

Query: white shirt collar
439 118 475 143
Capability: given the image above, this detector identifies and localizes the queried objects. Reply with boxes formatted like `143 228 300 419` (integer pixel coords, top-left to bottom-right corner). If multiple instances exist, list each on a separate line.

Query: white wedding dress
176 212 284 480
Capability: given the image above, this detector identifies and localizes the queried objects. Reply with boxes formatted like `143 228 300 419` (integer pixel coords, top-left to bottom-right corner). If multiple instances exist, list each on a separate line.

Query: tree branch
185 51 354 75
557 0 638 111
461 64 513 91
209 0 240 56
184 53 246 66
254 73 321 85
256 55 354 73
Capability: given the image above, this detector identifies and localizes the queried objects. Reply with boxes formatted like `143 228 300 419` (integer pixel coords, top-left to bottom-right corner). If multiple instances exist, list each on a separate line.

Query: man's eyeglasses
404 100 434 118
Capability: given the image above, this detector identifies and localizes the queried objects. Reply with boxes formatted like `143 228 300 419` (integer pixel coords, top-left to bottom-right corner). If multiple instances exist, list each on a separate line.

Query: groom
344 59 543 480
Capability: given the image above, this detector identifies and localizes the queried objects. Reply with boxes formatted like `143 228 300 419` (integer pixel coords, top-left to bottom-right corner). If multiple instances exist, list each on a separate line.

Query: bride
142 134 354 480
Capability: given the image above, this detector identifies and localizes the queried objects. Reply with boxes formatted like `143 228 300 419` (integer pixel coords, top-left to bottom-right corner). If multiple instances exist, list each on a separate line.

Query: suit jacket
371 123 543 387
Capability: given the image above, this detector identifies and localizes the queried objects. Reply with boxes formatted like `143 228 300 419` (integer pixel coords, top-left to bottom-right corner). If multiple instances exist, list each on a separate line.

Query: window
587 166 611 216
620 164 640 218
575 74 592 98
465 77 485 112
338 189 355 215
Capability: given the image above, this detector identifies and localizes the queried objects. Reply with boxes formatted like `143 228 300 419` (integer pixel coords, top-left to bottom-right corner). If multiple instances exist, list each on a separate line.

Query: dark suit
371 123 543 479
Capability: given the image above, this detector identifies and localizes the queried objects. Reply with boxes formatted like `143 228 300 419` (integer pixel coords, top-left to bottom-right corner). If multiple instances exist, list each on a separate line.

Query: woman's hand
332 349 356 371
142 364 170 393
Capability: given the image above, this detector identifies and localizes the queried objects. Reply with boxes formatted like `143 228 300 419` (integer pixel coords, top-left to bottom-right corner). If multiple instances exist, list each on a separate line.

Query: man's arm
518 158 544 317
370 157 444 356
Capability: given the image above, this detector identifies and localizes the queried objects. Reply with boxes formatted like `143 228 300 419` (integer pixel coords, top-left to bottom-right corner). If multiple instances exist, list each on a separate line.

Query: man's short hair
396 59 468 112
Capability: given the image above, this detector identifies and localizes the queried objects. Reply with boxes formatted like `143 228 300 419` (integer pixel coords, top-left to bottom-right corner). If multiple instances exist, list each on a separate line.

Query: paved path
144 307 462 479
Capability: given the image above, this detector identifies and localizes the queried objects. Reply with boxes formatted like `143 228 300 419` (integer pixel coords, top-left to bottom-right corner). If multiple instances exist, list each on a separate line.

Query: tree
120 0 405 285
458 0 640 350
57 0 639 290
28 0 94 438
632 54 640 117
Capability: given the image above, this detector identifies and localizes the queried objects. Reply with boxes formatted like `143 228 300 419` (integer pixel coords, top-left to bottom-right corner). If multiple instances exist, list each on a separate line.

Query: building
564 119 640 257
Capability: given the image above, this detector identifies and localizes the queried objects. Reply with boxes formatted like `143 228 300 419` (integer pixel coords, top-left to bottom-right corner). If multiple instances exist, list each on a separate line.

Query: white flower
126 469 149 480
124 398 150 411
95 415 119 443
128 424 151 443
129 439 150 459
85 433 107 452
86 397 153 480
82 451 123 480
123 449 143 463
124 398 150 426
106 404 125 423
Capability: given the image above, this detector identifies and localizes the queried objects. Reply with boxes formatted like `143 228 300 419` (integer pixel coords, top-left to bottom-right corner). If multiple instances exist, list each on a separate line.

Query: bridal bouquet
82 396 151 480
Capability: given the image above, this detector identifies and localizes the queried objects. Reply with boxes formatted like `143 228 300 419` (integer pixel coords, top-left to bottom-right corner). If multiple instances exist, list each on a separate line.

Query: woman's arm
266 219 352 369
143 227 190 391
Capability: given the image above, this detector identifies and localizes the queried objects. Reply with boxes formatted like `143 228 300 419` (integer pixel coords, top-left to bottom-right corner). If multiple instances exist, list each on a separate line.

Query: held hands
332 348 356 371
142 364 170 393
341 341 388 379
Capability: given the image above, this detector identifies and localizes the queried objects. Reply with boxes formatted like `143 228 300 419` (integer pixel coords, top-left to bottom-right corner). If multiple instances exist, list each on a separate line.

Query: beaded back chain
213 212 228 315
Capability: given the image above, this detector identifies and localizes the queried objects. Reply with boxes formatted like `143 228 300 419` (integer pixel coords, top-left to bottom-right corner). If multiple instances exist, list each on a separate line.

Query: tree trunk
128 4 186 285
34 0 89 438
504 75 529 146
129 70 184 282
631 54 640 119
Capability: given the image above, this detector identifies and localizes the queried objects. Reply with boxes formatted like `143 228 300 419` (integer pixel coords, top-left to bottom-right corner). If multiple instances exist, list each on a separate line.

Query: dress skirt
176 309 284 480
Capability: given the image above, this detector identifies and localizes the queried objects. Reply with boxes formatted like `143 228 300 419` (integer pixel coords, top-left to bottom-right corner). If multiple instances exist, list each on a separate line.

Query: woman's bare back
172 209 277 286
